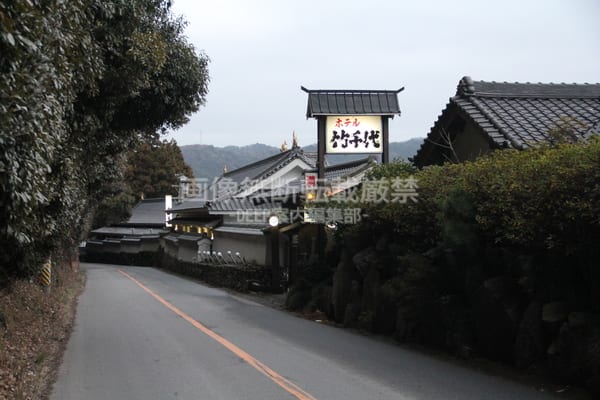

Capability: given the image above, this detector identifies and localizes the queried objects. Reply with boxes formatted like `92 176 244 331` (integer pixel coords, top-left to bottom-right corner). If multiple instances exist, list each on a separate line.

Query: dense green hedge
363 138 600 254
293 139 600 394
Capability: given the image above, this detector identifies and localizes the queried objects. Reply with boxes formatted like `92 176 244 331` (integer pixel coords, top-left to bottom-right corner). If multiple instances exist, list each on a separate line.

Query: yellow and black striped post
39 259 52 292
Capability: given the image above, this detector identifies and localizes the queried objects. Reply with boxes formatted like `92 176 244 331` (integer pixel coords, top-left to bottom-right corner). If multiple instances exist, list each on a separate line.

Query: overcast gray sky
167 0 600 148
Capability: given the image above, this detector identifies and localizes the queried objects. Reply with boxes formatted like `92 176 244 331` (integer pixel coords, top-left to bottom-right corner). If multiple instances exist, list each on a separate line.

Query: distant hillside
181 138 424 182
390 138 425 161
180 143 277 182
302 137 424 165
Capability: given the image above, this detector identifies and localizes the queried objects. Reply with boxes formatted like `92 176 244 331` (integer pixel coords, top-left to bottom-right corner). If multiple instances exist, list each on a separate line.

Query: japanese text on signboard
325 115 383 154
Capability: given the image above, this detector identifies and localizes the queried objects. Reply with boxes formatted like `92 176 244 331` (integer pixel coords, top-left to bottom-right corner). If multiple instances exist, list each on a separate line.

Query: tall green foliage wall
0 0 209 283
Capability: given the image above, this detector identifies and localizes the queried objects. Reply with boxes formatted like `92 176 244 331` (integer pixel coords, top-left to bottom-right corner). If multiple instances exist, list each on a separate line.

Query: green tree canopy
126 136 194 200
93 137 194 228
0 0 209 282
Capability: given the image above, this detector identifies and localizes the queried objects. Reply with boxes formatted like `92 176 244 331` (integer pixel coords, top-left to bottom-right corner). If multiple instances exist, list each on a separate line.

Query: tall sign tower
301 87 404 181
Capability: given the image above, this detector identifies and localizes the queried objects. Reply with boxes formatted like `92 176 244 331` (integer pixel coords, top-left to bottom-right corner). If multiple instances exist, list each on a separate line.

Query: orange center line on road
118 269 318 400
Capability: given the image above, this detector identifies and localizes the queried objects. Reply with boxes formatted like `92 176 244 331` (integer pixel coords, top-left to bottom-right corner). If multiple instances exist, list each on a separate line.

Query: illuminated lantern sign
325 115 383 154
305 172 318 188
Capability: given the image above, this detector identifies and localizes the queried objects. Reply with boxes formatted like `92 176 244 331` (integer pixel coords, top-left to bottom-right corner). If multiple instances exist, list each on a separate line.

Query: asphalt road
51 263 563 400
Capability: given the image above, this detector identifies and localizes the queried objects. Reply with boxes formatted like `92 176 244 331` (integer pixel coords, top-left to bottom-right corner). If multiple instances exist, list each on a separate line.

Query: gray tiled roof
457 79 600 99
169 198 208 212
218 147 317 185
204 157 376 209
323 156 377 180
260 156 376 197
413 76 600 166
90 226 167 237
172 148 318 210
302 87 403 117
441 76 599 150
126 198 166 226
207 197 277 213
214 225 265 236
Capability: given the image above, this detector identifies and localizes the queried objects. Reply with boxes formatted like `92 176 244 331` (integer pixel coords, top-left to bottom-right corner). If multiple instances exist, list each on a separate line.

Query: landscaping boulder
361 267 380 314
343 303 361 328
352 246 378 277
440 295 473 358
542 301 569 325
310 284 333 316
514 300 543 368
373 296 397 335
417 297 446 348
472 276 522 362
375 234 390 252
394 310 409 342
590 262 600 313
332 251 354 323
285 283 311 311
547 312 600 388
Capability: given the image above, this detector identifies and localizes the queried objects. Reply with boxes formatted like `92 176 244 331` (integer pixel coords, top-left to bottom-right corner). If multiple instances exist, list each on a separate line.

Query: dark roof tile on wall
322 156 377 180
219 147 317 185
125 198 166 227
207 197 275 213
302 87 403 117
413 76 600 165
458 77 600 149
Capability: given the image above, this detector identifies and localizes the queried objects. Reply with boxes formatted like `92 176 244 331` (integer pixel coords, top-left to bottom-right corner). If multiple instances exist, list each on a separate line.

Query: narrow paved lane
51 263 559 400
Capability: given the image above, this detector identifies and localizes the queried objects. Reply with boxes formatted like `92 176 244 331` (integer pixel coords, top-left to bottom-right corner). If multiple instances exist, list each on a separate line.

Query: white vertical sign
325 115 383 154
165 195 173 227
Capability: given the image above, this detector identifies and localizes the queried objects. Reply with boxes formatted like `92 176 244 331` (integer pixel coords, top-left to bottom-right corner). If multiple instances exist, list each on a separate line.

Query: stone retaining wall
159 251 270 292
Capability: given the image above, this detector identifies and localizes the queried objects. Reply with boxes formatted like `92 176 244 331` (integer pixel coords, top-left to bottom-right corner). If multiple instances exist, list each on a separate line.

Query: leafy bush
359 139 600 253
337 139 600 388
